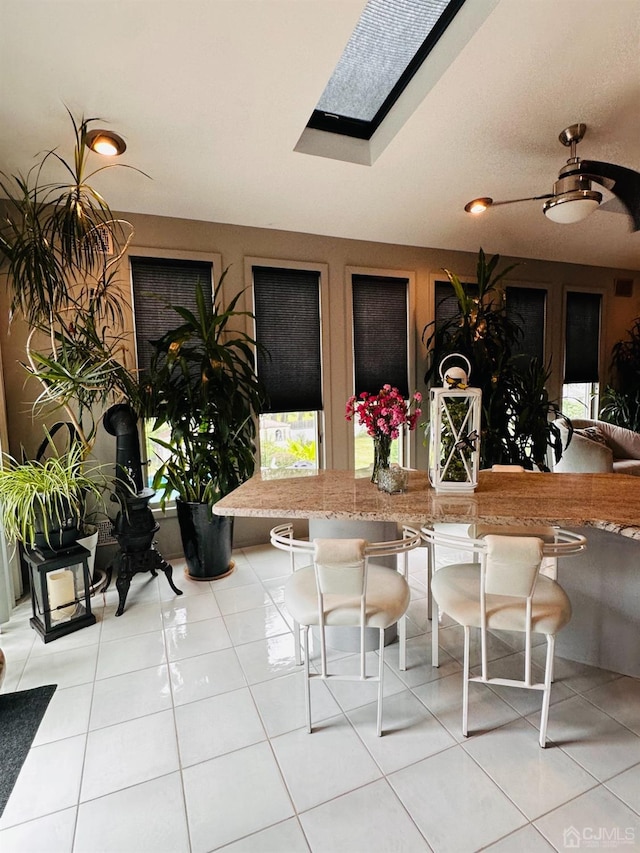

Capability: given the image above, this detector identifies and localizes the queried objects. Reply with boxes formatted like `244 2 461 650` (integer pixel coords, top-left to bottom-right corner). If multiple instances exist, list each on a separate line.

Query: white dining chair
422 525 585 669
429 532 573 747
270 523 422 736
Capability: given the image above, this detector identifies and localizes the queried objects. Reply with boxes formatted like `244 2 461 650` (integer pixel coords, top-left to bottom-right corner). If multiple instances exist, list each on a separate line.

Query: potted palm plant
601 317 640 431
423 248 569 470
0 109 144 458
144 271 265 579
0 111 145 561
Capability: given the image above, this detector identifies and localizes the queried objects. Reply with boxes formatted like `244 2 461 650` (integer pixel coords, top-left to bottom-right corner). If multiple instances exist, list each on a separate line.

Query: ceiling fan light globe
543 190 602 224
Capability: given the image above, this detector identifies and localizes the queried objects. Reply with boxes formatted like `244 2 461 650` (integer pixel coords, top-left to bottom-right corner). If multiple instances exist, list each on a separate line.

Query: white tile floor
1 543 640 852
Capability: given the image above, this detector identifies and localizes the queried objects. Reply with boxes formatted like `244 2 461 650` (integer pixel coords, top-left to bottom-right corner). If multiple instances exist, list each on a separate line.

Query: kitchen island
214 469 640 535
214 469 640 676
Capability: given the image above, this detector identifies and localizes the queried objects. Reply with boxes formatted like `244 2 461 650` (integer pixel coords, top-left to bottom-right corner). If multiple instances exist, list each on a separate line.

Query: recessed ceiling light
85 129 127 156
464 197 493 214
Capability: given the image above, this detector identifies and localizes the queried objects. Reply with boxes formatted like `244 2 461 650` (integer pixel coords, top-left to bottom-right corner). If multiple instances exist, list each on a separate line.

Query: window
434 278 478 333
308 0 467 140
434 280 546 364
352 274 409 397
130 256 213 374
505 286 546 363
352 273 410 468
252 265 323 472
562 290 602 419
130 254 215 491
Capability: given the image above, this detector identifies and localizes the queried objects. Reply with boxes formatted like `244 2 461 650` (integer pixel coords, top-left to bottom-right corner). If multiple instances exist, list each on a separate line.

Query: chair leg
462 625 470 737
399 547 408 672
294 620 301 666
539 634 555 748
399 612 407 671
319 621 328 678
428 538 440 668
377 628 385 737
431 601 440 668
426 539 434 620
303 626 312 734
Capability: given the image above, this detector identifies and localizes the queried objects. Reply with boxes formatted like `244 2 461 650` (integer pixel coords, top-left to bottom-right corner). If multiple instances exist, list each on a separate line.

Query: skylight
308 0 467 140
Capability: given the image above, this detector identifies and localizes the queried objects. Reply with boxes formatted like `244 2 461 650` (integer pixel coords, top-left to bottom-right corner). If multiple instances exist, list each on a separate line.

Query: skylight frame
307 0 468 141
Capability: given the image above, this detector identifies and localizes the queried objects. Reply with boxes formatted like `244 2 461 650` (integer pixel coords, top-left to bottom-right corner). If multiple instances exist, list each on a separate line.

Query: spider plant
0 442 108 549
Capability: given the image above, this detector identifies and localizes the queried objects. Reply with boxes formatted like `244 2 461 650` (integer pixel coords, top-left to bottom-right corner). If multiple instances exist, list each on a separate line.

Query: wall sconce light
85 129 127 156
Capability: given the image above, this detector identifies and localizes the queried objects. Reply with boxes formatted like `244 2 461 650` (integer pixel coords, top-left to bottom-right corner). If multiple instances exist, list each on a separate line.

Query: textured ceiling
1 0 639 270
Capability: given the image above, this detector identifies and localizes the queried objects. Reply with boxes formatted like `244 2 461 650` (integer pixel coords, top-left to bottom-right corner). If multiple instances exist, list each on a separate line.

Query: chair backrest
491 464 525 472
313 538 366 595
471 525 586 554
271 524 422 562
484 535 543 597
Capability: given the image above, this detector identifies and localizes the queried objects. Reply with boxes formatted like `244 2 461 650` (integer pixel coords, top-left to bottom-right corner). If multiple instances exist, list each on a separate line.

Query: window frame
347 265 417 470
307 0 468 141
245 256 330 469
129 247 222 373
561 285 607 419
430 274 550 366
294 1 498 166
504 280 550 366
128 247 222 509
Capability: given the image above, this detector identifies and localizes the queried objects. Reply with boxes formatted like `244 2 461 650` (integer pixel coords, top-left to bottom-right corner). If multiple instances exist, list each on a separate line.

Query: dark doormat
0 684 57 817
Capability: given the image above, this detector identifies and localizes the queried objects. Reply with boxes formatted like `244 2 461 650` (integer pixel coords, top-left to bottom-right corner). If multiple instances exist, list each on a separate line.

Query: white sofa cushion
554 418 640 475
613 459 640 476
595 421 640 460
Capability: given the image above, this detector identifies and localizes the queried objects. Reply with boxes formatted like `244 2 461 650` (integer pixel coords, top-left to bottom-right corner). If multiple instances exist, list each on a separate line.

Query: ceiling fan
464 123 640 230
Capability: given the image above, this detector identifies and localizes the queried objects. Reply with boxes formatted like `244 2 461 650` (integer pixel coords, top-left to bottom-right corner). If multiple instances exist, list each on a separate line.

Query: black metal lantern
24 544 96 643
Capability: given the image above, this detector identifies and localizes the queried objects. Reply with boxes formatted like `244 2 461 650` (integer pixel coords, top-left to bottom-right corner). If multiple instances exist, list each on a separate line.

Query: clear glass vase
371 435 391 483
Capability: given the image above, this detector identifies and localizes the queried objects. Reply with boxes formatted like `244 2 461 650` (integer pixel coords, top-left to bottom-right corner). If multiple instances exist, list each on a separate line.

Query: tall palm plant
423 248 568 470
144 270 266 510
601 317 640 431
0 109 146 456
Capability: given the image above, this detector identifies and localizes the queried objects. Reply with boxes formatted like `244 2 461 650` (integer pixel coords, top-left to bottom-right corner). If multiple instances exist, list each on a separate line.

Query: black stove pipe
102 403 145 495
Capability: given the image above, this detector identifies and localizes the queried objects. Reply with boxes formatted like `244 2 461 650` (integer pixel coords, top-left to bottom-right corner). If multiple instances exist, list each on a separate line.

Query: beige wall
1 212 639 548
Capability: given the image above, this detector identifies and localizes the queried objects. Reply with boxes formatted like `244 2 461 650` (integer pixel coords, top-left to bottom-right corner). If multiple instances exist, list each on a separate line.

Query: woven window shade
253 266 322 413
434 279 478 333
130 256 213 373
352 274 409 397
506 286 546 363
564 291 602 383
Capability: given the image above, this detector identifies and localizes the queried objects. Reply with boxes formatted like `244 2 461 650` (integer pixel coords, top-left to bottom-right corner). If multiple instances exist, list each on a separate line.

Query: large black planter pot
176 500 234 580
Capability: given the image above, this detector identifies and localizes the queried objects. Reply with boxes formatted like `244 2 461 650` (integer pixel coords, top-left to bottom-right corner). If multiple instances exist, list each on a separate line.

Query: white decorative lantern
429 354 482 493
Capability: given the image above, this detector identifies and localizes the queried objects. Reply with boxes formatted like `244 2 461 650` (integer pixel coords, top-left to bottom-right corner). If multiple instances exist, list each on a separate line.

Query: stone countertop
213 469 640 539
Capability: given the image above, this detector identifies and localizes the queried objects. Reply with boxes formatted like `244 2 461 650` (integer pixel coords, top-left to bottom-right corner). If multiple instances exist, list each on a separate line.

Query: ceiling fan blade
598 196 628 215
568 160 640 231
